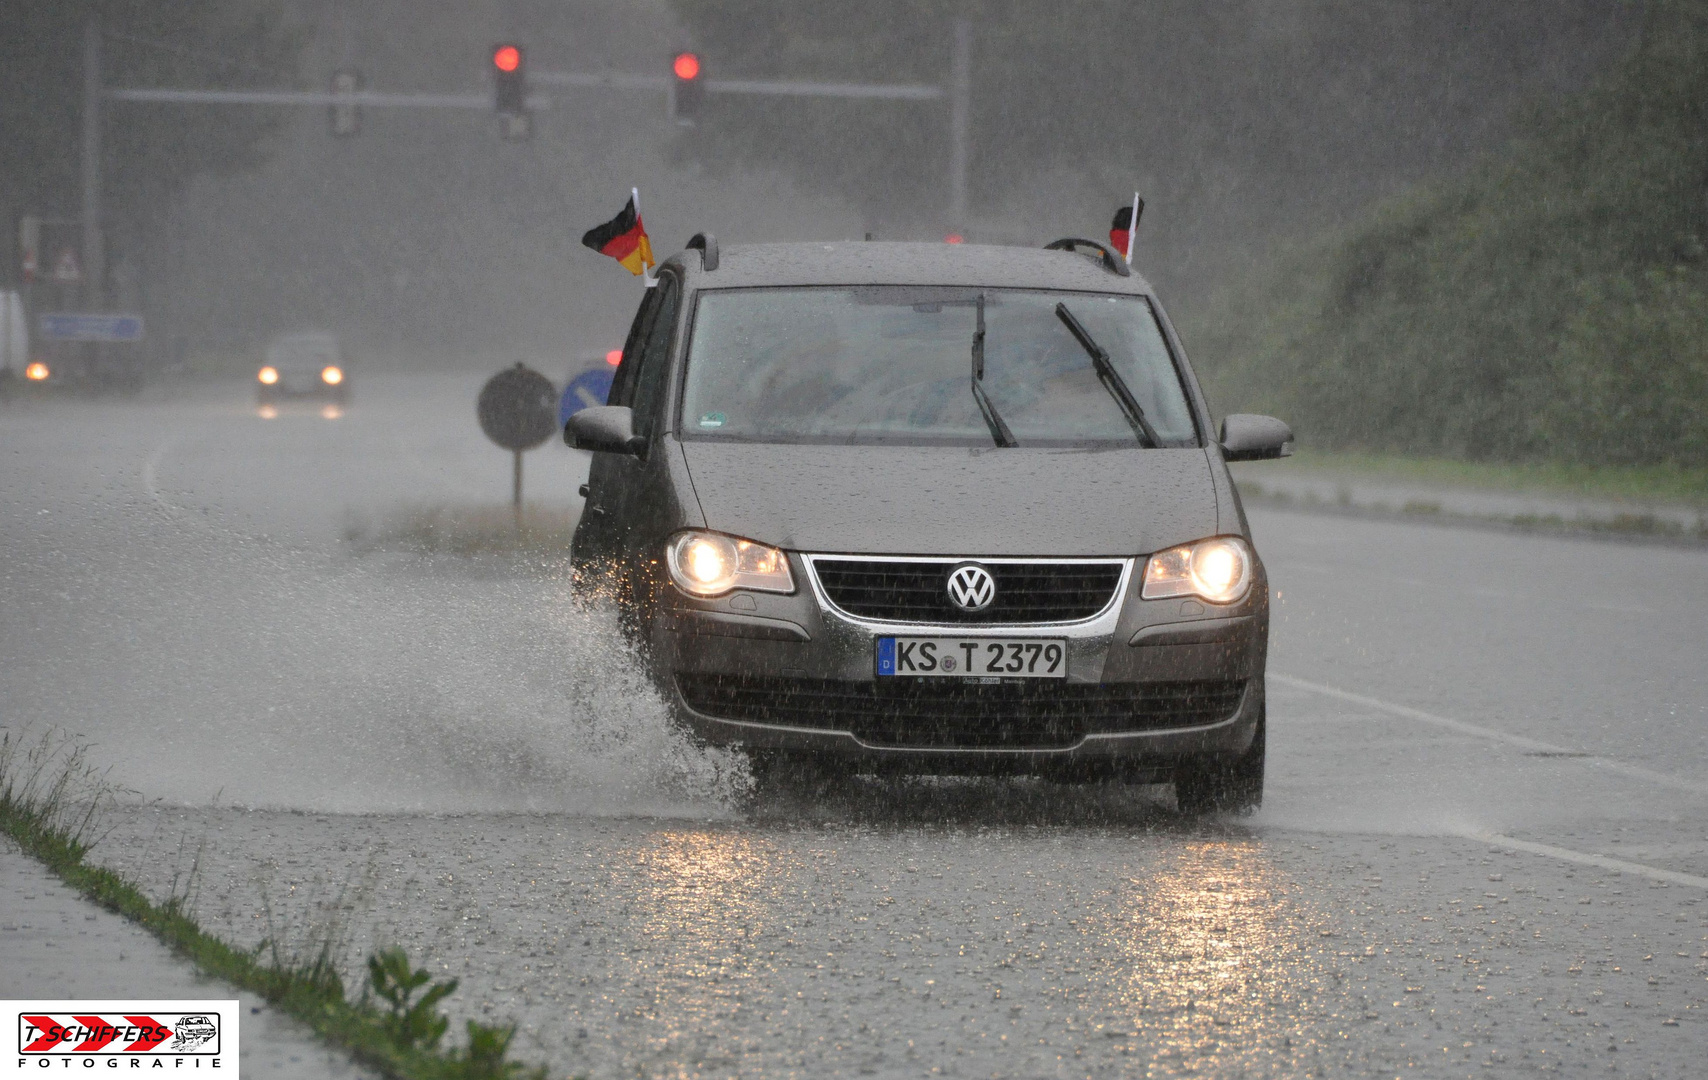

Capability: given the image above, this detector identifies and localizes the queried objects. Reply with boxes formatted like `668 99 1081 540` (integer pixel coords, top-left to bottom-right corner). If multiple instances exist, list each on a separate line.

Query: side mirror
567 405 644 455
1219 414 1294 461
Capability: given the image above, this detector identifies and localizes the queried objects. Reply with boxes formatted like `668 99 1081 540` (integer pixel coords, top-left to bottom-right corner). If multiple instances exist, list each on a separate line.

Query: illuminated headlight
257 366 279 385
25 361 50 381
665 530 794 597
1141 536 1253 605
321 365 344 385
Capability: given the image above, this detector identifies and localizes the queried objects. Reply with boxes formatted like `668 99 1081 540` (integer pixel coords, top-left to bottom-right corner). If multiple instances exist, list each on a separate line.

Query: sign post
476 363 558 532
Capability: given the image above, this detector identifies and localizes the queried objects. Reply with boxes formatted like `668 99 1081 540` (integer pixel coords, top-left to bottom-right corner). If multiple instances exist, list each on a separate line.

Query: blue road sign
38 313 145 342
559 365 615 426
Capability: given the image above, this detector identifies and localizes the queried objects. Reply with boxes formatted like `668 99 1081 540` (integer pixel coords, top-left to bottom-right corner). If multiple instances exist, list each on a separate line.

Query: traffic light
329 69 361 137
492 43 531 139
671 51 703 126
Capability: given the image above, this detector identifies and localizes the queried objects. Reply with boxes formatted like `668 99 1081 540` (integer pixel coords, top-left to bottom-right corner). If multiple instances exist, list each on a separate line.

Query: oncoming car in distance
257 331 348 404
567 236 1293 813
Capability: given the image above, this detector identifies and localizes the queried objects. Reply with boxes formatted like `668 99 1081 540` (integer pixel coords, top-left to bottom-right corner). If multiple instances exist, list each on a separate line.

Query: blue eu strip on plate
876 637 896 676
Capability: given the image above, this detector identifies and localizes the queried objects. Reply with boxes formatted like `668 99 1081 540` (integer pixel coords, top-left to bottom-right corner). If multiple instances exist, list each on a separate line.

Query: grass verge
1234 475 1708 542
1236 449 1708 505
344 504 579 558
0 729 551 1080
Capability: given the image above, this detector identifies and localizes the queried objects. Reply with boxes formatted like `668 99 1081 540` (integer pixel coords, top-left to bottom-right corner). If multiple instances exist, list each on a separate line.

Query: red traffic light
493 45 521 73
673 52 701 80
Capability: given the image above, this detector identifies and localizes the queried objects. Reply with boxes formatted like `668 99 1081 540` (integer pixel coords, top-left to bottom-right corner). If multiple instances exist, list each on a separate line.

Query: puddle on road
0 502 746 817
92 805 1345 1080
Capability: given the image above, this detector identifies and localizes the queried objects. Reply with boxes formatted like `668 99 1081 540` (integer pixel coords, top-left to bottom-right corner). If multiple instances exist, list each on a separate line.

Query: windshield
679 287 1198 446
267 334 340 368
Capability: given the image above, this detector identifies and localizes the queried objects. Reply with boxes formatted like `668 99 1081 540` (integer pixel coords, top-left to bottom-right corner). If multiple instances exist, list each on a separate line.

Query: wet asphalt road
2 377 1706 1078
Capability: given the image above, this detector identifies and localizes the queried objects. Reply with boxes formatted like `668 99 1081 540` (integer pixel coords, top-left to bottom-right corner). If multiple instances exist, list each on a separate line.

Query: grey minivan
569 237 1292 812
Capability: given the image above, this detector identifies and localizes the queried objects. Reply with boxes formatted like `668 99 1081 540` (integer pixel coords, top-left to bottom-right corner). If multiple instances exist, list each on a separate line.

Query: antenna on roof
1042 237 1131 277
686 232 718 271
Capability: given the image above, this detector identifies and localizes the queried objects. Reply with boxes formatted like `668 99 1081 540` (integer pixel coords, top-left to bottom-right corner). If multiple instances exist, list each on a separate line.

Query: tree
666 1 1634 292
0 0 307 287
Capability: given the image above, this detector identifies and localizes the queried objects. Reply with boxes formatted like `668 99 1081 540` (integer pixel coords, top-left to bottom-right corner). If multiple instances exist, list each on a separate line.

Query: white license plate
876 637 1068 679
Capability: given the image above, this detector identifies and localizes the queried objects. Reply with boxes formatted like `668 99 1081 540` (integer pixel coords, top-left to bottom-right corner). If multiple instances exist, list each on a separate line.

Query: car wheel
747 750 852 799
1173 706 1265 816
614 564 653 650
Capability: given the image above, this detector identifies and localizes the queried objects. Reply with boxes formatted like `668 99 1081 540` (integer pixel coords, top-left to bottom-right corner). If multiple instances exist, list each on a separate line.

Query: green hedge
1187 0 1708 467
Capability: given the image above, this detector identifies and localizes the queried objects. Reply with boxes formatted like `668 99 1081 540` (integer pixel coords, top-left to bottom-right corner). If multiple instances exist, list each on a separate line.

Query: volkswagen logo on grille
946 563 997 612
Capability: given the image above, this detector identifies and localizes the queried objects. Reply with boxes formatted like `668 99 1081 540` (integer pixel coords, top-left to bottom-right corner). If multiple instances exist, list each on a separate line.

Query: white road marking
1272 672 1708 797
1465 832 1708 890
1580 601 1656 615
141 436 179 511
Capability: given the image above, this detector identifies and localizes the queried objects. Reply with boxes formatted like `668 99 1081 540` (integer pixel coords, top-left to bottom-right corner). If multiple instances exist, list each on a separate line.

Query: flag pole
633 186 656 287
1126 191 1141 267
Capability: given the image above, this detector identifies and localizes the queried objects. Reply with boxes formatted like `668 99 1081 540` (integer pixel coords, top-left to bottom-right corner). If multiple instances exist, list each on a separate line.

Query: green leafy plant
368 947 457 1051
0 728 552 1080
462 1021 521 1079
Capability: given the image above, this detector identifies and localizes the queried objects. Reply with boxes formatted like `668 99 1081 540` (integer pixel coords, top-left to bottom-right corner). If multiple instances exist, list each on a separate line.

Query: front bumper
257 380 348 401
649 552 1267 777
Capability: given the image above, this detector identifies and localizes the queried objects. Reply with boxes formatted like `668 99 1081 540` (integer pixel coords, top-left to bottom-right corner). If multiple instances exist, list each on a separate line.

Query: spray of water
0 473 748 817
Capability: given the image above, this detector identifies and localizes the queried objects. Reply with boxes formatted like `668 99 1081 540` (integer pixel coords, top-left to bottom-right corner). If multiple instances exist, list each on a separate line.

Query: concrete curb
0 842 375 1079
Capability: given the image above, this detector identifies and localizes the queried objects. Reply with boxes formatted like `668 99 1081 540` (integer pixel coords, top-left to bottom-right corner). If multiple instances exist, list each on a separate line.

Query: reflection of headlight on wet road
320 404 343 420
321 366 343 385
257 404 278 419
258 366 279 385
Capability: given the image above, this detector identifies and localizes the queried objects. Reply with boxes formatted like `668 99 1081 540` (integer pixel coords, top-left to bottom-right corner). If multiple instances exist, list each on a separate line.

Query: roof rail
686 232 718 271
1043 237 1130 277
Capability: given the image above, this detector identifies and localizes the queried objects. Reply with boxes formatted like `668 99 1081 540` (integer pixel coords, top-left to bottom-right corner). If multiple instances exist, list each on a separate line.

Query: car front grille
676 674 1246 750
811 559 1124 624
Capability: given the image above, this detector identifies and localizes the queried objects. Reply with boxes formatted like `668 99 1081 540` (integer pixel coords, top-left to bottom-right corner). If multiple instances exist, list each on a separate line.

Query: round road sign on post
478 363 558 450
477 363 559 529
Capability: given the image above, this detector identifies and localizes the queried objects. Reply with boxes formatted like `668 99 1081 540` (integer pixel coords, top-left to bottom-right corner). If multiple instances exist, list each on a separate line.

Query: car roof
667 241 1154 295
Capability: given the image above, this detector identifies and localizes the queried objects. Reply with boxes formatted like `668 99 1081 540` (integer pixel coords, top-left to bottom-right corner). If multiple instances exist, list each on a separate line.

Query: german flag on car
581 193 654 276
1109 197 1143 260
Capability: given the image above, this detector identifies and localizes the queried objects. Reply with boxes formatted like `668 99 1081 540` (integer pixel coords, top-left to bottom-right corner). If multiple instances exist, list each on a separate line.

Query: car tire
747 750 852 799
1173 706 1265 816
615 563 655 651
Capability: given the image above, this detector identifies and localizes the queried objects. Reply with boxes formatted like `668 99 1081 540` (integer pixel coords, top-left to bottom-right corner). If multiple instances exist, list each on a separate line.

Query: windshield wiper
970 292 1017 447
1054 302 1162 448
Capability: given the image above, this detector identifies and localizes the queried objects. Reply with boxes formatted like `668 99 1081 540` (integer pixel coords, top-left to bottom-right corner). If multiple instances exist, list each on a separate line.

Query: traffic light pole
532 71 943 100
82 16 104 307
948 17 972 232
107 87 531 110
101 19 977 232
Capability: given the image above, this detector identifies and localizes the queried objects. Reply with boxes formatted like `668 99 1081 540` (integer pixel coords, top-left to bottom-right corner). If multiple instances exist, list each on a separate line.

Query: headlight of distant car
665 531 794 597
257 366 279 385
1141 536 1253 605
321 365 343 385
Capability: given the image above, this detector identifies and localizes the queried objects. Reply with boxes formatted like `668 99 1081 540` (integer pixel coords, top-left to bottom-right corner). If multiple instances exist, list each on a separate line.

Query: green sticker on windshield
698 412 727 428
